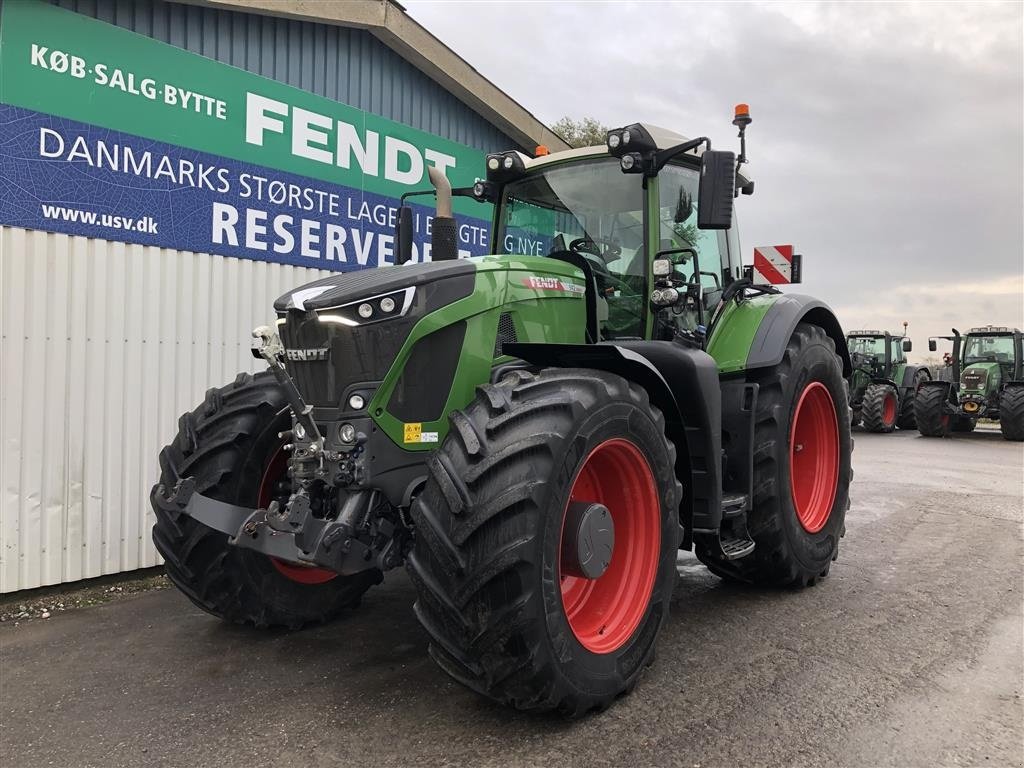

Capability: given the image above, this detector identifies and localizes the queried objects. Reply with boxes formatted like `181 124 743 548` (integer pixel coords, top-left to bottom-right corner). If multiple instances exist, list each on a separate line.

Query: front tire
861 383 898 433
151 372 380 629
698 323 851 587
407 369 681 716
915 385 951 437
1000 386 1024 441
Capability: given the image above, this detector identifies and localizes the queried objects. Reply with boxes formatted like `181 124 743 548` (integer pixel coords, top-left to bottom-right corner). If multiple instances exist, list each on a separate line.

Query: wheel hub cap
561 502 615 580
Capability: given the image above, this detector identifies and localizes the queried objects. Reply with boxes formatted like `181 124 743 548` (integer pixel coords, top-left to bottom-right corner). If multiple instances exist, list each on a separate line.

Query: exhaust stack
428 166 458 262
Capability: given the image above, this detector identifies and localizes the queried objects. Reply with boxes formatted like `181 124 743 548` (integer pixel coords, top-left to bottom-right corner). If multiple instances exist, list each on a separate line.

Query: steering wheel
570 236 622 262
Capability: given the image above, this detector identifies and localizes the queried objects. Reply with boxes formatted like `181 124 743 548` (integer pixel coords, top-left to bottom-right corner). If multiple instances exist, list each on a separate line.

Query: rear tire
861 383 898 433
897 369 929 429
407 369 681 716
150 372 380 629
999 386 1024 441
698 323 851 587
914 385 951 437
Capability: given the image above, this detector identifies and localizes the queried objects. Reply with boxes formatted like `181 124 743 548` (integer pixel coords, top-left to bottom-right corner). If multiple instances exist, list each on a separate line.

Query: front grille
961 370 987 391
387 322 466 422
280 312 414 408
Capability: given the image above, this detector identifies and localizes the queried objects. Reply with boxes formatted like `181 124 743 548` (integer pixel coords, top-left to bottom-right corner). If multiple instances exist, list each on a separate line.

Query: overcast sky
405 0 1023 358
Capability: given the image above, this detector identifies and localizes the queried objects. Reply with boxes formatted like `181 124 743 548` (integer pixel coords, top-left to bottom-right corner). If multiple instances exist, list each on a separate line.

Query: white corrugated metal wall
0 226 325 592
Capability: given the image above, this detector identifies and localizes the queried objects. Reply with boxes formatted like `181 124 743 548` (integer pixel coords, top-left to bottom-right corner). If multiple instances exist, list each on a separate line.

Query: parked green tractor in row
152 107 853 716
916 326 1024 441
846 330 929 432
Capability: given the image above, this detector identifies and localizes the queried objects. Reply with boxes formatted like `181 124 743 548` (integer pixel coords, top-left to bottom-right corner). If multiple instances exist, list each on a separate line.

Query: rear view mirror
928 339 937 352
697 150 735 230
395 206 413 265
902 340 913 352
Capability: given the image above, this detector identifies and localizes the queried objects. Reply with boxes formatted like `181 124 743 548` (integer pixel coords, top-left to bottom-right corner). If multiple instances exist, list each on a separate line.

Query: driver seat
547 251 599 343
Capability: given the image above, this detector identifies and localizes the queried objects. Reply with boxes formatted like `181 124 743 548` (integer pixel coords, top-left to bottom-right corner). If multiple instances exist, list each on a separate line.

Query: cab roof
847 330 905 338
513 123 753 184
967 325 1021 335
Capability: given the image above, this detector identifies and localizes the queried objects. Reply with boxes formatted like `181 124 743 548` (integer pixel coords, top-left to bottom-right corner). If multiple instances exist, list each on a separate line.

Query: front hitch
152 477 382 576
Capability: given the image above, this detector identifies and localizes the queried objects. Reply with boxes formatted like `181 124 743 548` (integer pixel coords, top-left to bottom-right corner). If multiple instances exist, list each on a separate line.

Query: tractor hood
270 256 587 420
273 260 475 313
960 362 1001 393
272 261 478 414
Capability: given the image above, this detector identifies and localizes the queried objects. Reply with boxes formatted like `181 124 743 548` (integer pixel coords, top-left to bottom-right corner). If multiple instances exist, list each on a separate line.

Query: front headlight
317 287 415 327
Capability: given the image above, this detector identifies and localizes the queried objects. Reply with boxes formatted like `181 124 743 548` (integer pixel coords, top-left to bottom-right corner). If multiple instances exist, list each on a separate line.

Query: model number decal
522 276 585 295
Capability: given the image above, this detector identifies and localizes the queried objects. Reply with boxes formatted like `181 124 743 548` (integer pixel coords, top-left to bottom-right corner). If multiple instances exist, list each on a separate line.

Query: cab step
719 535 756 560
722 493 748 518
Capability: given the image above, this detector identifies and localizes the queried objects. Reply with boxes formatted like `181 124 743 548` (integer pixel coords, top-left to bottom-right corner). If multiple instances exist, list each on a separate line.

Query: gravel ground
0 571 168 624
1 426 1021 768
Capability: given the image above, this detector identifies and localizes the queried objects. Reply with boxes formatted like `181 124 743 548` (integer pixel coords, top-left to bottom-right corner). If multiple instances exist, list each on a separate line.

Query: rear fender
504 341 722 542
869 377 898 390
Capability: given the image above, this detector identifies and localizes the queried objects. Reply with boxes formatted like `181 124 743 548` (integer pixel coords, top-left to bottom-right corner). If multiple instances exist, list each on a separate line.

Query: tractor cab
960 327 1022 388
477 120 753 347
927 326 1023 396
847 331 910 378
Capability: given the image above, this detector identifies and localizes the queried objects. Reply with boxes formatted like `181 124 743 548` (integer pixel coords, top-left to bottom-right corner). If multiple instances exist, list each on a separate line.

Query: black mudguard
504 341 722 539
919 379 956 405
747 294 852 377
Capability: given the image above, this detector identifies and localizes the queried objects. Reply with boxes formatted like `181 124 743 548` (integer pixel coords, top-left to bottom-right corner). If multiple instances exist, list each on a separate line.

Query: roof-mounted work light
606 124 657 158
485 151 527 183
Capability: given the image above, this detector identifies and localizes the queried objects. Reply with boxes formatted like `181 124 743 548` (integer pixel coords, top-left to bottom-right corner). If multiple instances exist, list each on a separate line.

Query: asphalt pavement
2 427 1022 768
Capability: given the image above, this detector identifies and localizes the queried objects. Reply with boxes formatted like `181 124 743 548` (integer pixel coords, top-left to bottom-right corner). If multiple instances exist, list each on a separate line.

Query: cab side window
658 165 726 296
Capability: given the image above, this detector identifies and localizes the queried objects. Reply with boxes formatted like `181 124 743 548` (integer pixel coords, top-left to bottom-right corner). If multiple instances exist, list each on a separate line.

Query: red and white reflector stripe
753 245 794 284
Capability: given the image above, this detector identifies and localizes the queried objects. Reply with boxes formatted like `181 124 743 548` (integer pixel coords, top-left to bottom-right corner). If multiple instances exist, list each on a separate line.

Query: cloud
405 1 1023 348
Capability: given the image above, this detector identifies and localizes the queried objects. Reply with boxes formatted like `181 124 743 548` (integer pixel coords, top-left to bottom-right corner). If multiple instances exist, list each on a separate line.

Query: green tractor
916 326 1024 441
151 107 853 715
846 330 929 432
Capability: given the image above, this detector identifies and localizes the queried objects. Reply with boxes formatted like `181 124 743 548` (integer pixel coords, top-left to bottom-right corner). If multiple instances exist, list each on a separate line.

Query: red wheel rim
258 444 337 585
559 438 660 654
790 382 840 534
883 394 897 425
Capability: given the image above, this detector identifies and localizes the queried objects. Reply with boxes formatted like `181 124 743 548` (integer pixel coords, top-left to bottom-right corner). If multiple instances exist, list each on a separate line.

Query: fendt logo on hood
961 369 988 390
285 348 330 362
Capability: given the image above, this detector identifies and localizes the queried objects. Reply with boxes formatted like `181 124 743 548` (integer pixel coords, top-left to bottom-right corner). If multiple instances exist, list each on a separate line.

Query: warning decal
752 245 796 285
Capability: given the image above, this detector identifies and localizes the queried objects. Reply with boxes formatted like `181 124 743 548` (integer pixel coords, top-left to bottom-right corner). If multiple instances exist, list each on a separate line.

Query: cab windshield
495 159 646 338
963 335 1015 365
848 336 904 364
848 336 886 357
